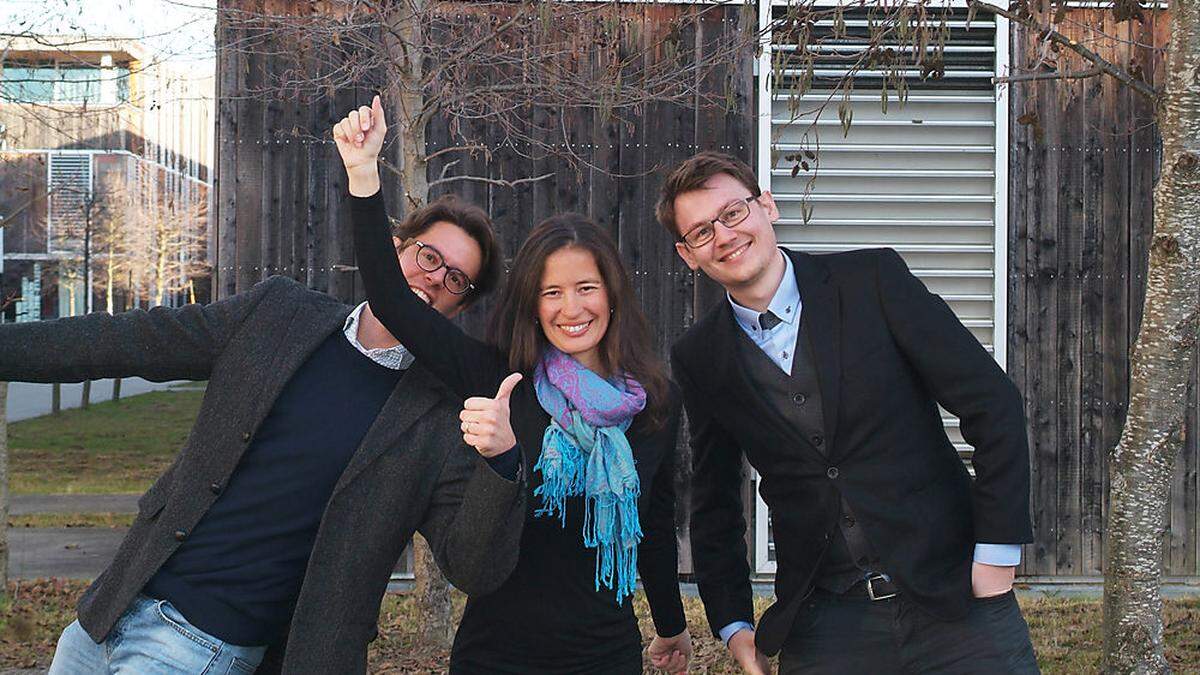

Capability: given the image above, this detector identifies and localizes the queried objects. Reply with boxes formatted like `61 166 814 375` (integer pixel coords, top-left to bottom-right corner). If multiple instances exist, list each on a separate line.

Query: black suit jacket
0 277 526 673
672 247 1032 655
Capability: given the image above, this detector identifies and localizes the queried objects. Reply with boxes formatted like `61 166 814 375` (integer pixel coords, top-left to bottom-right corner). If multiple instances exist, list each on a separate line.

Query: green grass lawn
0 582 1196 672
8 390 204 495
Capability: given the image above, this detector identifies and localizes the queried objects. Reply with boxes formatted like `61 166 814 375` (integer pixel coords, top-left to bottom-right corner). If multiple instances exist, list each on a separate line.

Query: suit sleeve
874 248 1033 544
673 347 756 637
417 441 526 596
636 392 687 638
0 276 276 384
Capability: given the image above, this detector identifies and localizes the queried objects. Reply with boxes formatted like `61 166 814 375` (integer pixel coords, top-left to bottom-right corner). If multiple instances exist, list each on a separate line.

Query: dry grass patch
2 582 1197 673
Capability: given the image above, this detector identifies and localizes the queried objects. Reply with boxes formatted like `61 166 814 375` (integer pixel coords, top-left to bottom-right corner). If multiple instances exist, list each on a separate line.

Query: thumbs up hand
460 373 523 458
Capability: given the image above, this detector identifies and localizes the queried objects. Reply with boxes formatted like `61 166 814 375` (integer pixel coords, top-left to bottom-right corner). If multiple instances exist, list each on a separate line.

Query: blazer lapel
789 250 842 458
332 364 445 497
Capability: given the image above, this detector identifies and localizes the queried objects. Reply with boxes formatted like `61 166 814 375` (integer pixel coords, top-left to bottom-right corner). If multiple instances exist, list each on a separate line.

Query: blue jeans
48 595 267 674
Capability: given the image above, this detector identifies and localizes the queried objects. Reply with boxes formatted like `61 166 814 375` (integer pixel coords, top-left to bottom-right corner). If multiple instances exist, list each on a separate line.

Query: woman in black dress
334 97 691 674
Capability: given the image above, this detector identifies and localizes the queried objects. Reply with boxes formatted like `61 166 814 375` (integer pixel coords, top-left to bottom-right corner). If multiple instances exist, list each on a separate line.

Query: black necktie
759 311 782 331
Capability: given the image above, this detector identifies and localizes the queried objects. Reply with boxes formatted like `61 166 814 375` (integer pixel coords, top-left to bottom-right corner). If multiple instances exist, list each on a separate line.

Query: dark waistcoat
734 317 882 592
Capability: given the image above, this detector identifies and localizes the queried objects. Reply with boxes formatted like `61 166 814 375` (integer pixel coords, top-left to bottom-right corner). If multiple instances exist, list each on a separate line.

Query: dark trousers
779 588 1040 674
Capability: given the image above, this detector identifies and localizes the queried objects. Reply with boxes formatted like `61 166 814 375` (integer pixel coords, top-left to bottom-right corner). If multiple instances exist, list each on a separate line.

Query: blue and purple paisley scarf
532 346 646 604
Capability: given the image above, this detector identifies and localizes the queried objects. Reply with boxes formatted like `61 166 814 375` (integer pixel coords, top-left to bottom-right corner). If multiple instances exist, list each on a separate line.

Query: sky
0 0 217 67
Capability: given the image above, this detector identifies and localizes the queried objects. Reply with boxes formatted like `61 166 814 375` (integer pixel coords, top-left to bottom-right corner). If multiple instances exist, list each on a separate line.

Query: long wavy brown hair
487 213 670 430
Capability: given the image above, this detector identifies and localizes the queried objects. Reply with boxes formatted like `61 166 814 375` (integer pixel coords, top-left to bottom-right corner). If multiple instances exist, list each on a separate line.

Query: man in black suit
659 152 1038 674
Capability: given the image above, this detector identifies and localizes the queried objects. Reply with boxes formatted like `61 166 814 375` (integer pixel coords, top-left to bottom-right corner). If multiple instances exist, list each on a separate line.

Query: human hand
728 629 772 675
460 373 522 458
971 561 1016 598
647 627 692 674
331 94 387 196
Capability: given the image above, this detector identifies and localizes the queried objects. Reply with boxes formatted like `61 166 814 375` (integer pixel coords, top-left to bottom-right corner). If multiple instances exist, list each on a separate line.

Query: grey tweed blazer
0 276 525 674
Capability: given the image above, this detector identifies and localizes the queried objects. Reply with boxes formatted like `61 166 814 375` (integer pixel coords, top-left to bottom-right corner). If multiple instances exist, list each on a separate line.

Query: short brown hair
392 194 503 305
655 152 761 238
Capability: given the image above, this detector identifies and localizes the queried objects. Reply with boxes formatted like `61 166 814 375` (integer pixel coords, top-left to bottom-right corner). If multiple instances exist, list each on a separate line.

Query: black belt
848 574 898 601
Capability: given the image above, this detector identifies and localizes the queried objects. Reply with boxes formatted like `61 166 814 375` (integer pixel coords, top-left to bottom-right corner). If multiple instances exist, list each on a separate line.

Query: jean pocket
155 600 219 653
227 656 259 675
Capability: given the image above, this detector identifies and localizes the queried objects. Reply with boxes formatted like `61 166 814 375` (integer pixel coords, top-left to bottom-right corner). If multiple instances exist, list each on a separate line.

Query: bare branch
994 64 1104 84
427 172 555 190
968 0 1159 101
423 143 490 163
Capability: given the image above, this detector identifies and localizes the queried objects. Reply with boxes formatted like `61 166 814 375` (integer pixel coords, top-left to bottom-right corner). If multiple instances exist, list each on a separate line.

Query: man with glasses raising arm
0 178 526 672
659 152 1039 674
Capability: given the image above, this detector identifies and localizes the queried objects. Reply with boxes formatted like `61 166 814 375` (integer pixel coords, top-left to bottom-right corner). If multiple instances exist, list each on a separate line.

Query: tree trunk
113 378 122 402
382 2 451 649
81 380 91 409
1102 1 1200 671
105 248 116 314
411 534 453 646
0 382 10 596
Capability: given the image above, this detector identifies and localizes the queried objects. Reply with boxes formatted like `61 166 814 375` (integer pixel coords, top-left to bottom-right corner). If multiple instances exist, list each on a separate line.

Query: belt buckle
866 574 897 601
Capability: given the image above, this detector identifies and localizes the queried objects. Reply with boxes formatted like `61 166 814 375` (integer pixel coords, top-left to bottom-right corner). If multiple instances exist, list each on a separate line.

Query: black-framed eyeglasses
679 195 759 249
399 240 476 295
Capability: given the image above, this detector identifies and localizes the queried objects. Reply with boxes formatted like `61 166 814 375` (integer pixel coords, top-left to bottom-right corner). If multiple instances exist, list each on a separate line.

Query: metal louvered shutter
47 152 94 254
754 2 1008 574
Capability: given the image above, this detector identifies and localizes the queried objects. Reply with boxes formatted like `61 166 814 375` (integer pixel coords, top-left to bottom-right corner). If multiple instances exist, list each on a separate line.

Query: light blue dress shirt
718 250 1021 644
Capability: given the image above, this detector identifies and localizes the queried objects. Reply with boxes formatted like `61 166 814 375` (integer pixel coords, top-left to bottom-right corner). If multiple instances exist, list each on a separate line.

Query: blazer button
173 530 188 542
812 435 824 447
241 431 252 442
826 467 839 479
209 482 223 495
792 393 807 406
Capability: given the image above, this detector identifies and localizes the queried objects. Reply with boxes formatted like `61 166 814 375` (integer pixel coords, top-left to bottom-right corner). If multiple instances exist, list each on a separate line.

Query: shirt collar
727 250 801 334
343 302 413 370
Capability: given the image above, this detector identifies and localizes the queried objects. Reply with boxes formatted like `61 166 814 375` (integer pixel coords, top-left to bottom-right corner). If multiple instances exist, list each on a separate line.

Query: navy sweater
144 330 403 646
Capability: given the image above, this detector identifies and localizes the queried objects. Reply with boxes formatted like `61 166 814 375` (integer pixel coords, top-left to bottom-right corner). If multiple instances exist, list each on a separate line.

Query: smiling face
672 173 781 296
536 246 611 373
392 219 483 318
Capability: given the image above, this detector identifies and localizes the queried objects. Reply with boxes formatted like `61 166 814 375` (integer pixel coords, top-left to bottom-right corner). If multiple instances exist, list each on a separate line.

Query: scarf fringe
533 422 587 525
584 490 642 604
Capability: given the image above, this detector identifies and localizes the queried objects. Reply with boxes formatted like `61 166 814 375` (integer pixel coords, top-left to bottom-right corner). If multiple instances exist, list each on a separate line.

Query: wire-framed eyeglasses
679 195 759 249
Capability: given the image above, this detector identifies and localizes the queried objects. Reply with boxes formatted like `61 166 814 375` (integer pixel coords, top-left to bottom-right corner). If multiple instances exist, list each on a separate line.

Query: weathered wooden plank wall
1009 9 1196 578
216 2 1197 580
213 1 754 575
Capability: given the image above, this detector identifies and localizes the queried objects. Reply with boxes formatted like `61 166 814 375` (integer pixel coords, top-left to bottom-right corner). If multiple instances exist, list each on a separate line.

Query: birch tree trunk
1103 1 1200 671
0 382 10 597
382 1 452 649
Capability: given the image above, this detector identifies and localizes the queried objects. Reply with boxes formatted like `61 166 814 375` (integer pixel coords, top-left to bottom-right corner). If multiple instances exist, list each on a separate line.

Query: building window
1 62 131 104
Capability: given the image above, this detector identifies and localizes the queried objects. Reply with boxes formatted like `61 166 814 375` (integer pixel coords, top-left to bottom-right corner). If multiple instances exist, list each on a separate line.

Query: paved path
10 493 139 515
7 528 127 580
4 379 193 422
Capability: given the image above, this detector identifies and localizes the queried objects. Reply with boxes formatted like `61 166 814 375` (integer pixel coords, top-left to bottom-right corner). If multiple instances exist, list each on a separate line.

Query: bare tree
122 164 209 308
